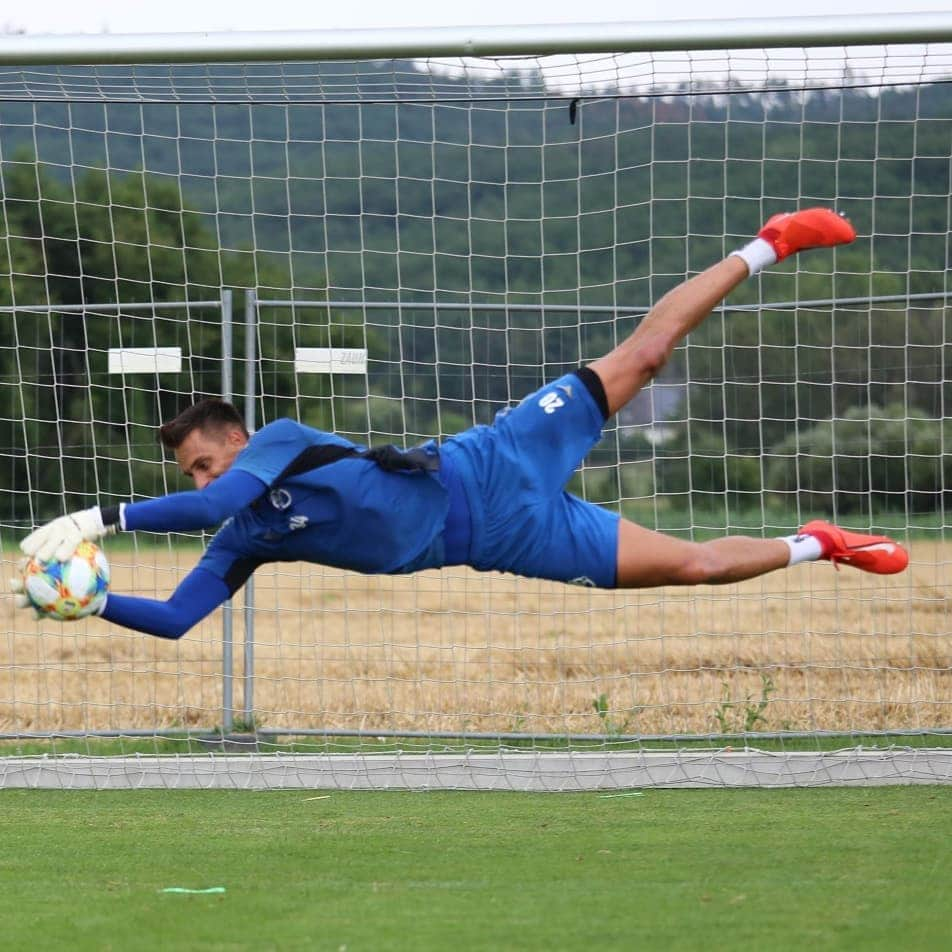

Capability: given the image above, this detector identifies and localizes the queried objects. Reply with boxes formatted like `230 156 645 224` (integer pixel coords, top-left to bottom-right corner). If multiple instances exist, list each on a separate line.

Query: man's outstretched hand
20 508 115 563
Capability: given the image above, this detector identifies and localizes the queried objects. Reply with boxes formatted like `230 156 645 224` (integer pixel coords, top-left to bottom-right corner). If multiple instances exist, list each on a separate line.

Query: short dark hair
159 397 249 450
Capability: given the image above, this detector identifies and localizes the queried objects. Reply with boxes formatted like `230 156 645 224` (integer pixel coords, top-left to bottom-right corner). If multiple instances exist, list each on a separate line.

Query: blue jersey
197 419 450 587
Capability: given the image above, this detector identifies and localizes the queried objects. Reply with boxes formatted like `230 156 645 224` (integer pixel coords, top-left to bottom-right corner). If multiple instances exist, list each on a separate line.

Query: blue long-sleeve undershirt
101 567 231 639
122 468 267 532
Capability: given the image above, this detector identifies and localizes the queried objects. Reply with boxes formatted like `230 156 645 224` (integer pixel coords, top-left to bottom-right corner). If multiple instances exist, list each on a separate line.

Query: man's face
175 426 248 489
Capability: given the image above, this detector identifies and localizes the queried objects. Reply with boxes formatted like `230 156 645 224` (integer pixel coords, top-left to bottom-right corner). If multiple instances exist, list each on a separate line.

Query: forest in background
1 63 950 524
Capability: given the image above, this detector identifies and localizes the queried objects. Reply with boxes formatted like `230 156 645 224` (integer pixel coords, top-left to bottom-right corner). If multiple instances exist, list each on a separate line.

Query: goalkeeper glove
20 506 118 563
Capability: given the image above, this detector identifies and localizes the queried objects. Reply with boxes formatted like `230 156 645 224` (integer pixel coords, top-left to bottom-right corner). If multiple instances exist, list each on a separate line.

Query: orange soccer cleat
758 208 857 261
799 520 909 575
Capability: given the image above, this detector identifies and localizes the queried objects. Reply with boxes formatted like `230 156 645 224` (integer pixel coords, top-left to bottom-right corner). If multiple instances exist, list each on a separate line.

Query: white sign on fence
294 347 368 374
108 347 183 374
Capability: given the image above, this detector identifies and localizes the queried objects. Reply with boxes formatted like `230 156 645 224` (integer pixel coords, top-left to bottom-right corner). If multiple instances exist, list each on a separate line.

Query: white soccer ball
22 541 111 621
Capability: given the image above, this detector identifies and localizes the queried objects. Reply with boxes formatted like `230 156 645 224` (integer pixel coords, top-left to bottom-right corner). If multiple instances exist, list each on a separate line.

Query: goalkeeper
14 208 909 639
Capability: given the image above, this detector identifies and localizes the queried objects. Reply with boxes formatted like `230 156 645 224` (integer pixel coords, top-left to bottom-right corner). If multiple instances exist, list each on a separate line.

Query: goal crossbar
0 12 951 66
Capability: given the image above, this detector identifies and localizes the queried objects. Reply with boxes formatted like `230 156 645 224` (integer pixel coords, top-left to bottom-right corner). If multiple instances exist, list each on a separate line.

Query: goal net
1 21 951 788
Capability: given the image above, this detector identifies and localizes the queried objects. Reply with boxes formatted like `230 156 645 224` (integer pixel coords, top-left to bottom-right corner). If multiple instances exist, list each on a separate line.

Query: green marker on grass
161 887 226 894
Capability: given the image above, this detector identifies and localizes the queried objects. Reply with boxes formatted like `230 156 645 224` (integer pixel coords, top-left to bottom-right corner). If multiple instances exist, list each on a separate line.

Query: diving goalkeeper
13 208 909 639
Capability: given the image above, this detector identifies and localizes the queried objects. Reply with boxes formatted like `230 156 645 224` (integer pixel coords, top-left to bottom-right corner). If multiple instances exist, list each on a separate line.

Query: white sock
780 533 825 567
729 237 778 277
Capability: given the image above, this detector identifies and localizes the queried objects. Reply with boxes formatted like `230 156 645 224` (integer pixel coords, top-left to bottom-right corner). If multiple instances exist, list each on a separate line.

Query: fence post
243 289 257 726
220 289 235 734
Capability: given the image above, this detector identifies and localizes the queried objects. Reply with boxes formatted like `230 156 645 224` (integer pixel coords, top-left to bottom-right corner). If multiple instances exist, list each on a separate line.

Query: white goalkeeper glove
20 507 117 563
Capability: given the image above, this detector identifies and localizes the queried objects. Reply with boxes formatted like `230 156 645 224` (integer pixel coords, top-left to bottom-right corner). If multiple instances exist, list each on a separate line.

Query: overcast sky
3 0 952 36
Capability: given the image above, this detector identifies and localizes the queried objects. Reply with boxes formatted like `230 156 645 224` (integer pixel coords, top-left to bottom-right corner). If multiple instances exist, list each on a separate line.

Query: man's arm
21 469 267 562
120 469 266 532
13 523 263 638
98 566 232 639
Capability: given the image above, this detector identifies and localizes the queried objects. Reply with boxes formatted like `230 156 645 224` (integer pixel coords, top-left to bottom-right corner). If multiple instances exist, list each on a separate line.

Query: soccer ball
22 541 110 621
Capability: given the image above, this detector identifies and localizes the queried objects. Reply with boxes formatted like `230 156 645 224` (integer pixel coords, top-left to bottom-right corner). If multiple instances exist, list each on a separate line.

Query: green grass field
1 788 949 951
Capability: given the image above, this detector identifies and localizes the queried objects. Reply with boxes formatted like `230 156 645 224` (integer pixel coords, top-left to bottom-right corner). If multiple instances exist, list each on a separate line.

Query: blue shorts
440 373 619 589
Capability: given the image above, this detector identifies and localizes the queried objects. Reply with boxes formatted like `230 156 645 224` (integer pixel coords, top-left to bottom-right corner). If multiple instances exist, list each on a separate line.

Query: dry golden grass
2 542 951 736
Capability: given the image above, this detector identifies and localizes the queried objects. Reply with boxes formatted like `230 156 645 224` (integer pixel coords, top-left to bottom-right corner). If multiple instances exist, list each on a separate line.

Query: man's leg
615 519 791 588
589 256 749 416
588 207 855 416
614 518 908 587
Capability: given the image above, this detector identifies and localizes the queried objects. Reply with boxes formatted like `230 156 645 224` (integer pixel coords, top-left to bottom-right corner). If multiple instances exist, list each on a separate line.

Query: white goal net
1 20 951 788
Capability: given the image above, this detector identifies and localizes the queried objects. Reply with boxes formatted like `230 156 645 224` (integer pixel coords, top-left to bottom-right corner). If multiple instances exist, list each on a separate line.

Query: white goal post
1 14 951 789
